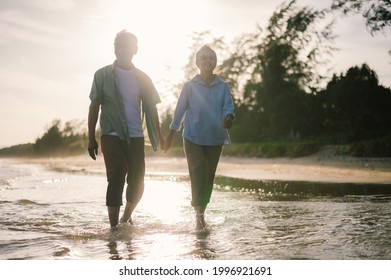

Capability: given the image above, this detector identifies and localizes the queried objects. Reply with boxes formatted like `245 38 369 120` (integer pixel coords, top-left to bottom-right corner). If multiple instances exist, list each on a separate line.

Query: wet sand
7 151 391 184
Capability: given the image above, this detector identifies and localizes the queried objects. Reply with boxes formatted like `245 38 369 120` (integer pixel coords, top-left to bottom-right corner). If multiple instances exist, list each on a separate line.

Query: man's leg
120 137 145 224
101 136 128 228
108 206 121 228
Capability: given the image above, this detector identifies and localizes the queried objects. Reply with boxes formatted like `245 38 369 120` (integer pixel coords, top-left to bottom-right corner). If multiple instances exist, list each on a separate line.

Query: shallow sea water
1 159 391 260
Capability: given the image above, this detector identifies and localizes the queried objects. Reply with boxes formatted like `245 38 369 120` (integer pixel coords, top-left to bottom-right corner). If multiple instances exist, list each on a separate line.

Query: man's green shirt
90 63 161 151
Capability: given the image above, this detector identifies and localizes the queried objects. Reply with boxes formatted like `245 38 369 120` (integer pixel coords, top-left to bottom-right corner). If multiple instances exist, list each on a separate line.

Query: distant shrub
222 141 320 158
349 134 391 157
0 143 34 157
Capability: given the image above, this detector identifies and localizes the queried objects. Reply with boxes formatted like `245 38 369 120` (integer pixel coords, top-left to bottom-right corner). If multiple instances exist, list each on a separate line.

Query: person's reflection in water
107 227 135 260
107 240 122 260
191 232 217 260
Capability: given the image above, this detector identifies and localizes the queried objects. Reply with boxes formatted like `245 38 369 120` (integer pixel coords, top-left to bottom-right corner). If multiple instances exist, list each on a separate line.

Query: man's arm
163 129 176 153
152 106 165 150
88 100 100 160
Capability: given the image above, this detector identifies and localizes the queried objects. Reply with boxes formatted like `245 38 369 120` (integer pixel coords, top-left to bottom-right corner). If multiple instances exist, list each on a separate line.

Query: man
88 30 164 228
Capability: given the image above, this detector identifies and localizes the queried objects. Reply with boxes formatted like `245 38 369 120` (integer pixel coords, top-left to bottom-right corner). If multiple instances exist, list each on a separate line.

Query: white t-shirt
113 66 144 137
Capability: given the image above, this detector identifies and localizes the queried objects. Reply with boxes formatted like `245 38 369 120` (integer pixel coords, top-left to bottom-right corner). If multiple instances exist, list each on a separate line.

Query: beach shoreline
3 151 391 184
2 154 391 261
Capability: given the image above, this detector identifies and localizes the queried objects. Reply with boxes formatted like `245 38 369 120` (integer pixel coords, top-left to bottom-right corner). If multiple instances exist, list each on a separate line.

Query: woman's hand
223 114 234 129
163 130 176 153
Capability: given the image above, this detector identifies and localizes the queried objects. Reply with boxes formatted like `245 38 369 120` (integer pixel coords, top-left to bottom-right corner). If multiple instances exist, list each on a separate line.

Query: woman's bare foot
119 202 136 224
195 213 206 230
119 216 133 224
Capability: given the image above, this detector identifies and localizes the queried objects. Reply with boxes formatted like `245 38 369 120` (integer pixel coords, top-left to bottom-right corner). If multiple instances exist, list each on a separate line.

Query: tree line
0 120 87 157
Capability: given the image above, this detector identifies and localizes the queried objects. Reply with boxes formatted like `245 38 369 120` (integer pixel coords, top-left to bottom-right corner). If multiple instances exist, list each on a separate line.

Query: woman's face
196 49 217 73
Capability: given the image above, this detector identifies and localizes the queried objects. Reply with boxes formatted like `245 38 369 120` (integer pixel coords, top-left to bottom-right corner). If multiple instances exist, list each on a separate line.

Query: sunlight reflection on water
138 179 190 224
1 162 391 260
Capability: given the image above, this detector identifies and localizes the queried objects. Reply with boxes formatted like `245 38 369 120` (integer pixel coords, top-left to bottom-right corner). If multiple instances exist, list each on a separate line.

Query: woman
164 45 235 231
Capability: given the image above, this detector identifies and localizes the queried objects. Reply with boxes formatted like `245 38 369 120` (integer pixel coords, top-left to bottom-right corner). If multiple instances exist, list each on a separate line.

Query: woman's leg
184 140 206 207
184 140 222 229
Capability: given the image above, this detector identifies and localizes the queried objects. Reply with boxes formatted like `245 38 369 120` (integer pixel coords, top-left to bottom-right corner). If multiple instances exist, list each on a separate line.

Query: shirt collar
192 74 222 86
112 60 136 71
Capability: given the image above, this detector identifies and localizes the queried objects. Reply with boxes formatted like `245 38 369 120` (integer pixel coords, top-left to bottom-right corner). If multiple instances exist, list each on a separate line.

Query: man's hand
88 139 99 160
88 101 100 160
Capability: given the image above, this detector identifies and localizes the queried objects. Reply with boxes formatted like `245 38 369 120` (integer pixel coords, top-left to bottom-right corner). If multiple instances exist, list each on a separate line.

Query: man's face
114 39 138 61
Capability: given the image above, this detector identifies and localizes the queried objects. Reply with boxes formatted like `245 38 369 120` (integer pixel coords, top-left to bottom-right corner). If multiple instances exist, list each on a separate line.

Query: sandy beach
8 150 391 184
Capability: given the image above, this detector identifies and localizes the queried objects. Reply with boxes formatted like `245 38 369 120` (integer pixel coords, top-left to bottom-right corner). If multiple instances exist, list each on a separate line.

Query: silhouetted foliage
331 0 391 35
0 143 34 157
33 119 86 156
220 0 335 141
0 119 87 157
34 119 63 154
319 64 391 140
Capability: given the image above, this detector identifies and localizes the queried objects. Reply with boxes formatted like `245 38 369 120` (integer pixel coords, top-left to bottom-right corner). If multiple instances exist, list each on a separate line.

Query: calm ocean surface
1 158 391 260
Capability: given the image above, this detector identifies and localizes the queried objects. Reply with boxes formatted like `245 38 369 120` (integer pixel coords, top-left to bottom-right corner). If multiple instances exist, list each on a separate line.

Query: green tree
320 64 391 140
33 119 87 156
34 119 63 155
220 0 335 141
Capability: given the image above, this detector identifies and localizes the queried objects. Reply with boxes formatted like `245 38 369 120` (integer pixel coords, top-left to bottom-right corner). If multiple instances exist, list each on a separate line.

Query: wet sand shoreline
4 153 391 184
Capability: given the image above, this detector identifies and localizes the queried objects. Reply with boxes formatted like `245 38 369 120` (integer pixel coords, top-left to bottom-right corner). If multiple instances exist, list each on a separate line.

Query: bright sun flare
92 0 214 108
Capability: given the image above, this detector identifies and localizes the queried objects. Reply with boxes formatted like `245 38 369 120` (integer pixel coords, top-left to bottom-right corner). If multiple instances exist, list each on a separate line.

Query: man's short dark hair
114 30 137 45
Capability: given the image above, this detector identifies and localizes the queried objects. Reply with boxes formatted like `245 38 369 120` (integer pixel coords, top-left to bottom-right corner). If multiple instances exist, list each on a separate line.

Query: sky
0 0 390 147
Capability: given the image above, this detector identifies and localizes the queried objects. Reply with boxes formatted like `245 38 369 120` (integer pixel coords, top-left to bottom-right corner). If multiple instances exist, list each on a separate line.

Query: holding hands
162 130 175 153
161 114 234 153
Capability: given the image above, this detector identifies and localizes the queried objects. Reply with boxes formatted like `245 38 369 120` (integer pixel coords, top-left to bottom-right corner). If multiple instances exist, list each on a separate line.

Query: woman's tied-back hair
114 29 137 46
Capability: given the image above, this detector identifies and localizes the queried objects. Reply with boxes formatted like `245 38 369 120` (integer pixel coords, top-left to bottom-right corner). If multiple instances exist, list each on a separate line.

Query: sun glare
139 179 190 224
90 0 214 108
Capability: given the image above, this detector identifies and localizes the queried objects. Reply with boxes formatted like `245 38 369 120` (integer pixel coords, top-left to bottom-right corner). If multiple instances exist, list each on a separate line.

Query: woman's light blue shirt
170 75 235 146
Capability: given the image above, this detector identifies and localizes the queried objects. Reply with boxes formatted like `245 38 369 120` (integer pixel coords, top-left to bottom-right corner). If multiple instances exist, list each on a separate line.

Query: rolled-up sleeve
223 83 235 118
89 71 102 103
